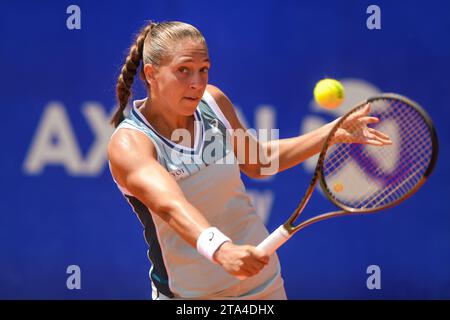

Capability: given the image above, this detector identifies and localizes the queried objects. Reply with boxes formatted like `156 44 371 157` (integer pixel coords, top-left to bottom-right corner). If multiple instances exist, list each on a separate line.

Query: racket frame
283 93 439 236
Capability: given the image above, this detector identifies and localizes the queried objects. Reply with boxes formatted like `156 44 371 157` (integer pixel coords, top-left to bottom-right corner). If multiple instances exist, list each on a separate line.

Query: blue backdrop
1 0 449 299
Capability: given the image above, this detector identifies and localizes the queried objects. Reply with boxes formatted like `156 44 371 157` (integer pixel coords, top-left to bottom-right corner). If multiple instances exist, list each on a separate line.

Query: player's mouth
183 96 200 101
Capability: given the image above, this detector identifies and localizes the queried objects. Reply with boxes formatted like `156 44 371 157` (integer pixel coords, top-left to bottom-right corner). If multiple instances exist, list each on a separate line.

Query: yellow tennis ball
314 78 345 109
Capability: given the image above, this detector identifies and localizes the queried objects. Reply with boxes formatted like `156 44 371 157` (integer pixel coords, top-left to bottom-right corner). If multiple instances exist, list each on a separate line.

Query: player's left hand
333 103 393 146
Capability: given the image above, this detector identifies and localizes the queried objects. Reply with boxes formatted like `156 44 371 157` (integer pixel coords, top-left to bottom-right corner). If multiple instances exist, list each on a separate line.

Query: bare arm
108 128 268 277
207 85 391 178
262 122 334 173
208 84 331 177
262 104 392 173
108 129 211 247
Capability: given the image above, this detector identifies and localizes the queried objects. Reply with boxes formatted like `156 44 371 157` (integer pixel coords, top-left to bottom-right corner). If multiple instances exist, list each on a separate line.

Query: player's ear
143 64 156 85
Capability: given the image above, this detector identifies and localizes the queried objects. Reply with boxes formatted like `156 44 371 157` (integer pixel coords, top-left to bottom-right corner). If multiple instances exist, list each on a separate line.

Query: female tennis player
107 21 392 300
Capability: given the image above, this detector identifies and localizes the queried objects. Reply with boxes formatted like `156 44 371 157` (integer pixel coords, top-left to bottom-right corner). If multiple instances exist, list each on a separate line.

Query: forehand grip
256 225 291 255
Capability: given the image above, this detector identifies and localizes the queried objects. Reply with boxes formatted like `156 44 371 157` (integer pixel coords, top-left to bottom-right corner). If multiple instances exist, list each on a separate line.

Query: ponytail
111 22 155 127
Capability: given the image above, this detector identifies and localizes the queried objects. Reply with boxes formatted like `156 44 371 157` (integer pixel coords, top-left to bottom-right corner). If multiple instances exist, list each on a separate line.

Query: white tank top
110 90 281 298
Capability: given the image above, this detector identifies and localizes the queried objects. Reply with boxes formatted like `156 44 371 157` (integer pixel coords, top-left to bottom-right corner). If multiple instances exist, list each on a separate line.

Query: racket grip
256 225 291 255
235 225 291 281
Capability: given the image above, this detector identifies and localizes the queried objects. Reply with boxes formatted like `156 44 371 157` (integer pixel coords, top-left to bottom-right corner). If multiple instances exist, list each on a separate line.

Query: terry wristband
196 227 231 263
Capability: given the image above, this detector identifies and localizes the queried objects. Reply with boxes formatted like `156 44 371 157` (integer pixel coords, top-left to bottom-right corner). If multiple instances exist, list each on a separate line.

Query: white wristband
196 227 231 263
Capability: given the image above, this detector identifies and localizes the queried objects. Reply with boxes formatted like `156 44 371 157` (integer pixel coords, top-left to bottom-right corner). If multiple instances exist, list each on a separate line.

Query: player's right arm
108 128 268 278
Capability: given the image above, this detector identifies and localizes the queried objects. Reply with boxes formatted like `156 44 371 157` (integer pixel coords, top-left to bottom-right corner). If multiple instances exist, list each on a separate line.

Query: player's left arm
207 84 339 178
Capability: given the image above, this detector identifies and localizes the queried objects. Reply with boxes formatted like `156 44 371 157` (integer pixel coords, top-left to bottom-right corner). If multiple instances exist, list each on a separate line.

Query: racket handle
235 225 291 280
256 225 291 255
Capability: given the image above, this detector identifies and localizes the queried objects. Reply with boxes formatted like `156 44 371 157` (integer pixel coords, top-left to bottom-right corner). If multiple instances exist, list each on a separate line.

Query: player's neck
140 97 195 143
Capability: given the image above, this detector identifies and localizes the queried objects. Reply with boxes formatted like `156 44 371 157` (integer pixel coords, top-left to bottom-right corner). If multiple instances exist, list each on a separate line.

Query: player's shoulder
108 126 156 163
206 83 222 98
205 84 239 127
206 84 230 105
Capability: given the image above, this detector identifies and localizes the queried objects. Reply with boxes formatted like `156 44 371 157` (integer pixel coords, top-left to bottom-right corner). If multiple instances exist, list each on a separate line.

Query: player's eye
200 67 210 73
178 67 189 73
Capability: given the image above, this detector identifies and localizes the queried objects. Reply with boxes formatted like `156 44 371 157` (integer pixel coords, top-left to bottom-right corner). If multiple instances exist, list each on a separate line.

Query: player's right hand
213 242 269 279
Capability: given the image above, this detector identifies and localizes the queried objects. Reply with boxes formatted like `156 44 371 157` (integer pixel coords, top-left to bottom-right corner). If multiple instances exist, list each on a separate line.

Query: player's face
150 40 210 116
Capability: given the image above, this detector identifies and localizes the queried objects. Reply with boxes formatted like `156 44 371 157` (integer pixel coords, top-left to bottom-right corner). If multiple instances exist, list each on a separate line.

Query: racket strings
353 111 430 208
323 100 401 175
360 157 427 208
353 103 430 207
323 105 427 205
357 120 431 207
370 106 432 198
364 152 428 208
322 98 433 210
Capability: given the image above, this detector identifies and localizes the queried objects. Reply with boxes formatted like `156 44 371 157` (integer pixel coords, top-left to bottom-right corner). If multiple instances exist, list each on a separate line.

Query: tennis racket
257 93 438 255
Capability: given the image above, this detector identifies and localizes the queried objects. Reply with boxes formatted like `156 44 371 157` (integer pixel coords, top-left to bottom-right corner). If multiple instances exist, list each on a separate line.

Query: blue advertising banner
1 0 449 299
